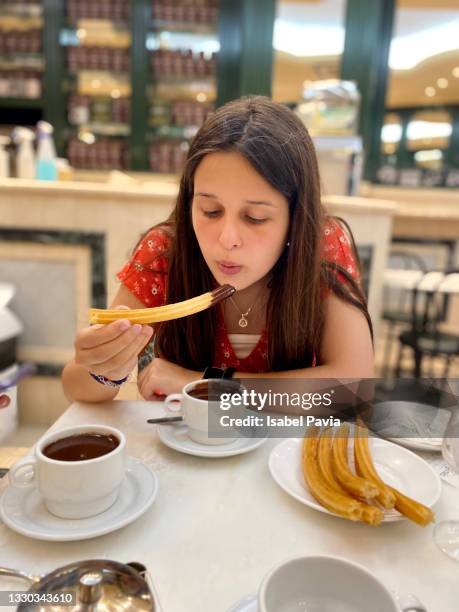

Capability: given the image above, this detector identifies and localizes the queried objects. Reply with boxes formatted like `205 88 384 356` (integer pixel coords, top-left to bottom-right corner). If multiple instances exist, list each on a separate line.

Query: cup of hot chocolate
9 424 126 519
164 379 239 446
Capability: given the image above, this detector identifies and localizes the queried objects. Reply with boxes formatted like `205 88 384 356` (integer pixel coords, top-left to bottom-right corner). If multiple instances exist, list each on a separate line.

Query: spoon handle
0 567 40 584
146 416 183 424
0 363 37 392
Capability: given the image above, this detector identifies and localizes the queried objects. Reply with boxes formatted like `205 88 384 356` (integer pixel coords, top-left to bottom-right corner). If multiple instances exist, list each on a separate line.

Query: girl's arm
235 293 375 380
62 285 151 403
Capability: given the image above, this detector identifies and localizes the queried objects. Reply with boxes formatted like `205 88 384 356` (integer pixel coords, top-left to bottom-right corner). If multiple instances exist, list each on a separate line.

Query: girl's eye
203 210 221 218
246 216 267 225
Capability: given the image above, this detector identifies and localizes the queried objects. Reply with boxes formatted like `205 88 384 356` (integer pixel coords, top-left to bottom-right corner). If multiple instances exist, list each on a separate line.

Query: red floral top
117 220 359 373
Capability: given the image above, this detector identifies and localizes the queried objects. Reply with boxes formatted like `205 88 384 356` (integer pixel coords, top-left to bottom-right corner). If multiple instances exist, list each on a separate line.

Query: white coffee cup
9 424 126 519
164 379 237 446
258 555 426 612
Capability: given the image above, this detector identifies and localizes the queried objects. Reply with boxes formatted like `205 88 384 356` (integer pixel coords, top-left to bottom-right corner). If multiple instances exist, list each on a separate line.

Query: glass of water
434 406 459 560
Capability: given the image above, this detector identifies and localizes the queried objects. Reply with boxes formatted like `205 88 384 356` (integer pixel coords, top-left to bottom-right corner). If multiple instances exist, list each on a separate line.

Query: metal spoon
146 416 183 424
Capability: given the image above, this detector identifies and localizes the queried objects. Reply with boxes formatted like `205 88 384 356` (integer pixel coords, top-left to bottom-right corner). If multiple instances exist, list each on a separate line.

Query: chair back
383 250 427 322
411 268 459 336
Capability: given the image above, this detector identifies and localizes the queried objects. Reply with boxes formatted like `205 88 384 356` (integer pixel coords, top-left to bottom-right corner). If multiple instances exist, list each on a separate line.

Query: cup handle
9 460 37 489
164 393 183 416
395 592 426 612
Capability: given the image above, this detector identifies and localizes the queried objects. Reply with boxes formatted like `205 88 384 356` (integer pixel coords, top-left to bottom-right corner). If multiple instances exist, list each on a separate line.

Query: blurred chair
381 250 427 378
395 270 459 379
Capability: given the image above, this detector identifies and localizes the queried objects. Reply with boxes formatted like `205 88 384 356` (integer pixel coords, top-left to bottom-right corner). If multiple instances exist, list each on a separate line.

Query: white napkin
372 401 450 448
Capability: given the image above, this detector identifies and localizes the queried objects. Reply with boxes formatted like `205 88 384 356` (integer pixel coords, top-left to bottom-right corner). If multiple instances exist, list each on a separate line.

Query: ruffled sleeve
321 218 360 287
117 227 170 307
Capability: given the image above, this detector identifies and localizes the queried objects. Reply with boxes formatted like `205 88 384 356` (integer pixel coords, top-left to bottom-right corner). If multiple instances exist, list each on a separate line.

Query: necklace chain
229 296 256 328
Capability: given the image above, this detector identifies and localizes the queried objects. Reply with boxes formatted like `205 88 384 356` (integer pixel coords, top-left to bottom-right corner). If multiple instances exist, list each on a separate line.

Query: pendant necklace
229 296 256 328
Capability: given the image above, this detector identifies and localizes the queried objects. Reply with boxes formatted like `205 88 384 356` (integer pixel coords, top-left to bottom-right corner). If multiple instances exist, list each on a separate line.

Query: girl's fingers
105 356 139 382
77 319 133 350
139 374 158 401
104 329 153 377
138 375 151 400
88 327 152 376
137 364 150 387
78 324 151 366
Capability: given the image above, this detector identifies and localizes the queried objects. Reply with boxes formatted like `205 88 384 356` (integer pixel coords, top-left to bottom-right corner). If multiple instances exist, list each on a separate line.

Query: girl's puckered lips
217 260 243 275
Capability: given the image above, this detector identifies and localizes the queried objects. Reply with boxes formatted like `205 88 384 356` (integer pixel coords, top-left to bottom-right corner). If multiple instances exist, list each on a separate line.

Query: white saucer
269 437 441 523
226 592 426 612
157 423 267 458
227 594 257 612
0 456 158 541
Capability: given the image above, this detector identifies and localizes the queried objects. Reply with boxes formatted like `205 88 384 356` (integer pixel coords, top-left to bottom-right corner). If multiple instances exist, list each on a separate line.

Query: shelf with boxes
60 0 132 170
147 0 219 173
66 0 130 24
0 0 274 174
59 0 221 173
0 1 44 102
152 0 218 26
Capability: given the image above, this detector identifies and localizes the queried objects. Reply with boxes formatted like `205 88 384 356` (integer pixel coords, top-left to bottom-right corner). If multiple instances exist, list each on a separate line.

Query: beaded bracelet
89 372 128 388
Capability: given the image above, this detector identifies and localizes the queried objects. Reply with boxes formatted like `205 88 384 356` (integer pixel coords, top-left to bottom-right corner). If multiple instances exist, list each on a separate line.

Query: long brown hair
137 96 372 371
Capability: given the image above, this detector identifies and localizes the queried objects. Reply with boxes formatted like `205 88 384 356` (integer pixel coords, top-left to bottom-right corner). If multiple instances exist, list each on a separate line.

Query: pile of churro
302 423 435 527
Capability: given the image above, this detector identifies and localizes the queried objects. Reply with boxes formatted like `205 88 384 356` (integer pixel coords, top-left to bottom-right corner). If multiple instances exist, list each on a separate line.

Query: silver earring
286 241 290 247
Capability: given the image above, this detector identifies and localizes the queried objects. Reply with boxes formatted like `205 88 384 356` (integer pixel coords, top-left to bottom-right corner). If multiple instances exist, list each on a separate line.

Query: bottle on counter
36 121 58 181
0 136 10 178
12 127 36 179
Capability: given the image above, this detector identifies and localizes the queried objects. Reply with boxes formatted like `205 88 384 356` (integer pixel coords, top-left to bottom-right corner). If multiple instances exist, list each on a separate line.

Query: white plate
0 456 158 541
157 423 267 458
269 437 441 523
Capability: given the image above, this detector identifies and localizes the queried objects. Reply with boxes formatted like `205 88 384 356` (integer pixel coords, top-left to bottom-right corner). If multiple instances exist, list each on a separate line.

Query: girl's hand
138 357 201 399
75 305 153 381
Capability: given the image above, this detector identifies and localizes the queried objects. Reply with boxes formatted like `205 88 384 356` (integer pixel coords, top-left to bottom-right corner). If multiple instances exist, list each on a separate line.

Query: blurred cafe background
0 0 458 448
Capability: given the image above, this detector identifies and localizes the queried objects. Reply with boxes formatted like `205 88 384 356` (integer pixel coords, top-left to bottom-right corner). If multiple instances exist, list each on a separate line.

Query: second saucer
157 422 267 458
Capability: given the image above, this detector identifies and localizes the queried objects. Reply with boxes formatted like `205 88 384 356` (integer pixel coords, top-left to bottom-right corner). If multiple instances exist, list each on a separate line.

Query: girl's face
192 151 289 292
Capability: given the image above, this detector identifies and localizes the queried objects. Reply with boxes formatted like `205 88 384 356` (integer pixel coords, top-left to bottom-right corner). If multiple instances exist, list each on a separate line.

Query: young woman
62 96 374 403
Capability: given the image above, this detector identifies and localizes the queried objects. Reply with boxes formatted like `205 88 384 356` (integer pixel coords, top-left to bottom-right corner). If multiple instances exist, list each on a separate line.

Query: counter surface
0 177 398 215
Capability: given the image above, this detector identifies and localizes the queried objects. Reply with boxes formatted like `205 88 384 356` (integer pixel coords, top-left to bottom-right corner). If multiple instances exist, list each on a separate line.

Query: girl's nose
218 221 242 250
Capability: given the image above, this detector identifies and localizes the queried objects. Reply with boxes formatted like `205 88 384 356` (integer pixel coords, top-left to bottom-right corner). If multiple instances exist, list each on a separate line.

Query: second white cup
258 555 426 612
164 379 237 446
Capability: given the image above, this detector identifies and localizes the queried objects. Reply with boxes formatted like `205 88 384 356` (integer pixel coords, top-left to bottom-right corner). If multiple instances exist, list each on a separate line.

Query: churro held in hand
89 284 235 325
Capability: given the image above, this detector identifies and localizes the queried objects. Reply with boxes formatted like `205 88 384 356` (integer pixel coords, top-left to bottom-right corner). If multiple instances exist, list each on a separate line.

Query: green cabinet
0 0 275 173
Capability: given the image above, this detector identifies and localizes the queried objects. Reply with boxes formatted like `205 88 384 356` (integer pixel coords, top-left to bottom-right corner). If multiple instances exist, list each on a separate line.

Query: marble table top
0 399 458 612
